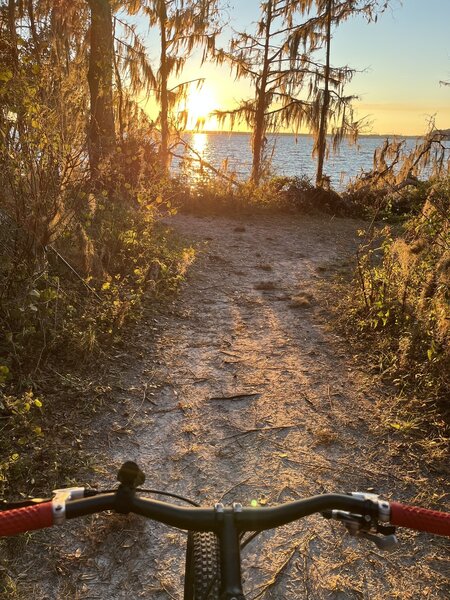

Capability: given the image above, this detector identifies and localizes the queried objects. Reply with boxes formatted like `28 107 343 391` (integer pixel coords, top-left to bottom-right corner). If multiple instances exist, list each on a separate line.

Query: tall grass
347 177 449 439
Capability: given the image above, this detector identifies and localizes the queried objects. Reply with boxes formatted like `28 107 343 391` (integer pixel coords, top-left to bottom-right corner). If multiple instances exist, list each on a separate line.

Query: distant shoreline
183 130 422 139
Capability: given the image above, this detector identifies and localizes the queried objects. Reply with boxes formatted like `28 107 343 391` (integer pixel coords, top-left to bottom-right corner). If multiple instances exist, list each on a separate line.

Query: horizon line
183 129 424 138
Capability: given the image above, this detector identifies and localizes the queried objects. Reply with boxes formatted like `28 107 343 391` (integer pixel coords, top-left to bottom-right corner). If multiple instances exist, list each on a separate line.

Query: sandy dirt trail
6 213 449 599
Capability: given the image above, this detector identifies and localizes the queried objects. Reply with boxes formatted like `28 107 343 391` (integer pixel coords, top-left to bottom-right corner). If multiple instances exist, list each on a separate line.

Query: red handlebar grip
390 502 450 537
0 502 54 536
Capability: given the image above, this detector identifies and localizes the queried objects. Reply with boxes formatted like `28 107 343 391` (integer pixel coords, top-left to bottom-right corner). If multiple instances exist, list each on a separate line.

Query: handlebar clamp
52 487 85 525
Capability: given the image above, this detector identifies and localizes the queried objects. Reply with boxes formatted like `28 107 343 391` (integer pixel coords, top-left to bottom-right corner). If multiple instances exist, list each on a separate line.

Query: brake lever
322 509 399 551
357 531 398 551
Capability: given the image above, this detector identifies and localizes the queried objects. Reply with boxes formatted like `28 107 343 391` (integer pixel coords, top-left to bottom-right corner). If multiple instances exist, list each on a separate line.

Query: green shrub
350 178 449 415
177 173 353 215
0 177 195 496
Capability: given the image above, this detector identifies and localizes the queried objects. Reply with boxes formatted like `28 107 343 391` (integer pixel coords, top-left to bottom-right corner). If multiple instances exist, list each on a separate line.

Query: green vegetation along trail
5 213 449 599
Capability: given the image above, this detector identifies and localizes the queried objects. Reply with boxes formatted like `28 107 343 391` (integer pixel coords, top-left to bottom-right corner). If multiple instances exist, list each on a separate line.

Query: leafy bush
177 173 353 215
0 199 194 494
350 178 449 419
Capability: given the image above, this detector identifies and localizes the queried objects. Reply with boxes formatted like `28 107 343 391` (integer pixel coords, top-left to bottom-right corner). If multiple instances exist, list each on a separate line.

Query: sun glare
191 132 207 156
185 86 216 130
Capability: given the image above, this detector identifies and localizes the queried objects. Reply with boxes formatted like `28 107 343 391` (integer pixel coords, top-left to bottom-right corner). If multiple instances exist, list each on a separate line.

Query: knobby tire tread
184 531 221 600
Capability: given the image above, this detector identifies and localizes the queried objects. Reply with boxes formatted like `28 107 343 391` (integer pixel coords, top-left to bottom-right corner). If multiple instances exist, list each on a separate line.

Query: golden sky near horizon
141 77 450 137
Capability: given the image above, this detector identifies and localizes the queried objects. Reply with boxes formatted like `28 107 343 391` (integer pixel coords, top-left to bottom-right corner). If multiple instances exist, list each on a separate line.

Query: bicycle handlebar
1 490 449 538
390 501 450 537
0 502 53 536
66 492 380 531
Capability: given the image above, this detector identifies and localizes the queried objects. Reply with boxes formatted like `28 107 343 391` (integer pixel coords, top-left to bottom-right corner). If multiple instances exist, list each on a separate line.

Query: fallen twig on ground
209 393 261 402
142 382 157 406
219 350 243 358
220 425 299 440
123 383 155 428
249 545 299 599
219 477 253 502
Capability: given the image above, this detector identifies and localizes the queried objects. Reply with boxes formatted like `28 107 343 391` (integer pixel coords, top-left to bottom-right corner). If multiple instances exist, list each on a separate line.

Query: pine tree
216 0 389 186
215 0 319 184
303 0 389 188
142 0 221 171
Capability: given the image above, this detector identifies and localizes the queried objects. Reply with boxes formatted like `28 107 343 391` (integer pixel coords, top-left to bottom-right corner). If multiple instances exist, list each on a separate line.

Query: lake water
173 132 422 190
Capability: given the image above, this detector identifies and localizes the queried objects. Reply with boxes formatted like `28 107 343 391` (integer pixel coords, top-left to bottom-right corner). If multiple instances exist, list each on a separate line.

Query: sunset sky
140 0 450 136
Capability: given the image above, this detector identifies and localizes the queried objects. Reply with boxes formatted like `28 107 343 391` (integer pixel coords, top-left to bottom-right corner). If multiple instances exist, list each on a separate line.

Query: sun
185 85 216 130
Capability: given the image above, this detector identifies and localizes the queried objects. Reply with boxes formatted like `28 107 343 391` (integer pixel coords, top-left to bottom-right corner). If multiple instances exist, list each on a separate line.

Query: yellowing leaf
0 365 9 384
0 70 13 82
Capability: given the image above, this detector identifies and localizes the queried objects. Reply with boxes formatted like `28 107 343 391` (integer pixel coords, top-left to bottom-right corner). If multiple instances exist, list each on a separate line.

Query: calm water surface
173 132 421 190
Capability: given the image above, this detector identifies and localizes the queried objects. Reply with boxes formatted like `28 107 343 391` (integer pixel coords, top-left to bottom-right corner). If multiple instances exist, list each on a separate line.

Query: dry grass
256 263 273 272
312 427 338 445
290 293 315 308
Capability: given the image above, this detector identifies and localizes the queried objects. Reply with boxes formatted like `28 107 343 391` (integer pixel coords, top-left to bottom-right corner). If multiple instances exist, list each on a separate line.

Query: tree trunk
315 0 332 188
27 0 41 68
158 2 169 172
112 19 124 144
87 0 116 178
250 0 273 185
7 0 19 71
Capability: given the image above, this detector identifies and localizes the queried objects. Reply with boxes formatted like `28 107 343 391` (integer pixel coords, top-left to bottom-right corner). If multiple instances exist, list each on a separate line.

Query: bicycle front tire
184 531 221 600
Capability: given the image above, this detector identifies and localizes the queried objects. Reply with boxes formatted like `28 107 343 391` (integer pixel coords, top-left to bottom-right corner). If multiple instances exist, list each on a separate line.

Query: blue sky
331 0 450 132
